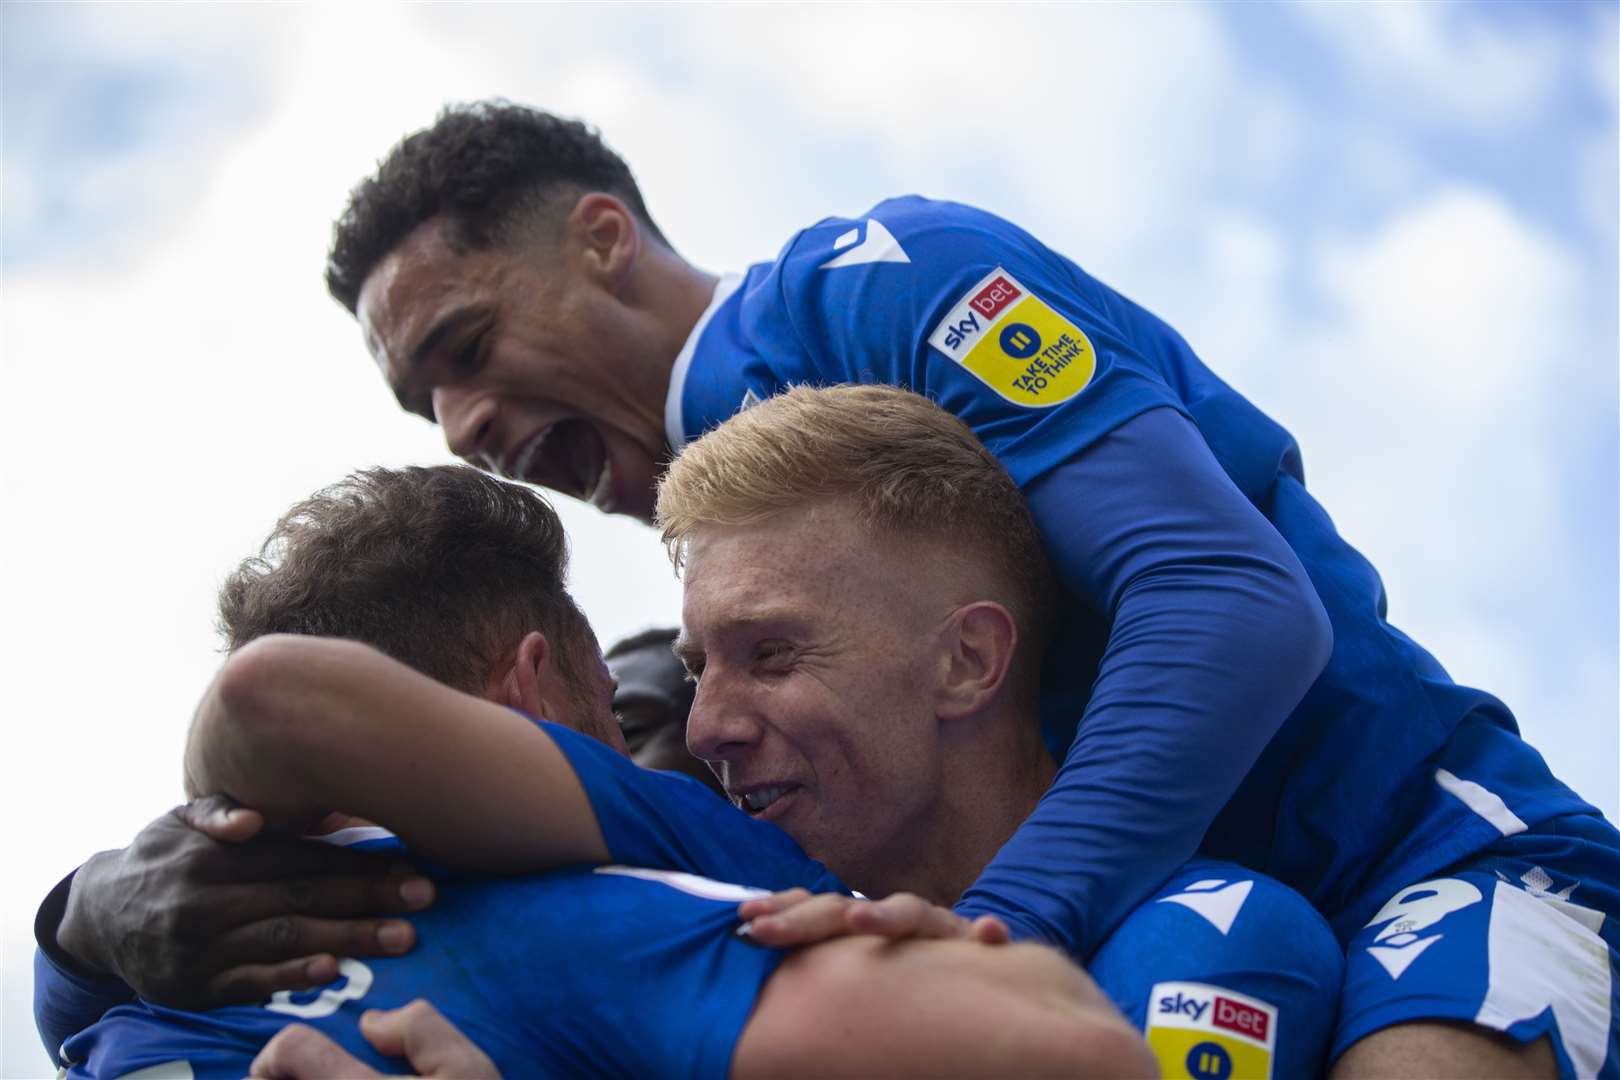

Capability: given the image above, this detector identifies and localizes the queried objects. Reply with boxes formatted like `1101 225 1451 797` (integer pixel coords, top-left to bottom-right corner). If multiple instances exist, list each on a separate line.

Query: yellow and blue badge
1145 981 1277 1080
927 267 1097 408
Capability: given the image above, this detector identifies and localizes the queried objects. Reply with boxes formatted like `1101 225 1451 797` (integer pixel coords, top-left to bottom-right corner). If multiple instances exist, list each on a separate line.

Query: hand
250 1001 499 1079
738 889 1011 949
56 796 436 1009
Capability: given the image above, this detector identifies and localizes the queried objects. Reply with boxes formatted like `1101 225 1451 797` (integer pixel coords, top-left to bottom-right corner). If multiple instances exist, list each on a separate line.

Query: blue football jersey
61 721 845 1079
669 195 1597 948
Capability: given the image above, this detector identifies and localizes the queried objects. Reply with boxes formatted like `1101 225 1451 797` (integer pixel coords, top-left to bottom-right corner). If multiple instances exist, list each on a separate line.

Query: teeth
507 427 555 481
588 456 614 509
743 785 790 812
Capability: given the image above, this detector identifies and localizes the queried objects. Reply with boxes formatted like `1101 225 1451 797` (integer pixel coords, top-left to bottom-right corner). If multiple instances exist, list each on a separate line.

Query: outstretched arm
958 407 1332 952
184 634 610 872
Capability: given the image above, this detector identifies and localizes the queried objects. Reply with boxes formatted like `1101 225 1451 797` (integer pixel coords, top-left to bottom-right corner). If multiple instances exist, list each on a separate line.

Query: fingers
743 892 868 948
250 1022 383 1079
206 874 436 929
193 832 421 883
742 891 990 948
361 1000 499 1079
199 916 419 1003
737 888 811 922
844 893 973 940
967 914 1012 944
180 795 265 843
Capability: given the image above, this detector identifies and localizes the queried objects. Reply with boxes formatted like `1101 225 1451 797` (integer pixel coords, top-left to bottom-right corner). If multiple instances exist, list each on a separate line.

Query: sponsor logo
926 267 1097 408
969 274 1022 321
999 322 1041 359
1212 996 1270 1043
1146 982 1275 1080
939 310 981 352
1186 1041 1233 1080
1159 990 1210 1023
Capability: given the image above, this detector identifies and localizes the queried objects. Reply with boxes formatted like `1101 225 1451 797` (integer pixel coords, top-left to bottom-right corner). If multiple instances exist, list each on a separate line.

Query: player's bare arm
184 633 610 871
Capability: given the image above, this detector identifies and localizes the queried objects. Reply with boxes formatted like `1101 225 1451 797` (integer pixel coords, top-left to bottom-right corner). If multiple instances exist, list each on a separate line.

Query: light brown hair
219 465 596 703
657 384 1057 661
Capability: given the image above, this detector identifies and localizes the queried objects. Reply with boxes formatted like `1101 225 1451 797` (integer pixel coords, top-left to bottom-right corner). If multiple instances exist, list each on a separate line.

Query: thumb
178 794 265 843
361 1001 499 1079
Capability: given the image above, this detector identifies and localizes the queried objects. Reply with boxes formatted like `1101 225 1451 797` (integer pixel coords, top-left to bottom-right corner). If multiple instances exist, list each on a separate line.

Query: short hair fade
655 384 1057 653
326 100 666 313
219 465 594 696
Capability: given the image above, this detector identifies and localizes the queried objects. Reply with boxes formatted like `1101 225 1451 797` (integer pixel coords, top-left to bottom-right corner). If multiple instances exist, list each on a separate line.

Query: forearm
184 635 608 870
958 409 1332 952
34 868 134 1062
735 938 1154 1078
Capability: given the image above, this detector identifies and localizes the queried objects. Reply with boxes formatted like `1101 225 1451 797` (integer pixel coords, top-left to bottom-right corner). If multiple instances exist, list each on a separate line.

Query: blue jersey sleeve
740 196 1180 482
955 407 1333 954
33 870 136 1064
544 722 847 896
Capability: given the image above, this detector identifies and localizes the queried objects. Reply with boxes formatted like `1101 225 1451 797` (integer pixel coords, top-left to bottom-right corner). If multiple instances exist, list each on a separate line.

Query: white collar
665 272 744 449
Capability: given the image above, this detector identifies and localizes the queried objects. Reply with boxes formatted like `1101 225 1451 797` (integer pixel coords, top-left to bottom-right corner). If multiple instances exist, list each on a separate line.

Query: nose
432 384 497 466
685 676 763 765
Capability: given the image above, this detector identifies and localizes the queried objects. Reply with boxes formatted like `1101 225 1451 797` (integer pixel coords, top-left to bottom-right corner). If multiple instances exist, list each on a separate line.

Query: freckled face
356 216 668 519
677 502 954 891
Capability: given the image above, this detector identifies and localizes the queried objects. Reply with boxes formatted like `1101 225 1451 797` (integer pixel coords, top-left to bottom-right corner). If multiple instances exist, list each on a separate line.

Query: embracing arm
184 635 609 871
957 406 1332 953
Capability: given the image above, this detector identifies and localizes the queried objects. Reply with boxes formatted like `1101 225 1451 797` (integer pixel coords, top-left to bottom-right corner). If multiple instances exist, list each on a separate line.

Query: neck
631 241 717 383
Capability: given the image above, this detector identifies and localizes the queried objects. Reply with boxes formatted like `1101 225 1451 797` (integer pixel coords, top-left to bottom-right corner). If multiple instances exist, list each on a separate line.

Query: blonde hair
657 384 1056 652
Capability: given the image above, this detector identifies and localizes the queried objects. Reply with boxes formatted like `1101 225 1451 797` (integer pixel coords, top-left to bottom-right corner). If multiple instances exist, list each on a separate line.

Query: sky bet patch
927 267 1096 408
1145 981 1277 1080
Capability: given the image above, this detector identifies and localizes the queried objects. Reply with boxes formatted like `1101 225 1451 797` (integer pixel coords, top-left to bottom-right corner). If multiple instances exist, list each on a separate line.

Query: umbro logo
819 218 910 269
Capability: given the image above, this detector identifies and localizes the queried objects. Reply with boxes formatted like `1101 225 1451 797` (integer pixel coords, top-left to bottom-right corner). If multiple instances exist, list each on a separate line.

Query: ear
934 602 1018 722
567 193 638 287
493 630 556 720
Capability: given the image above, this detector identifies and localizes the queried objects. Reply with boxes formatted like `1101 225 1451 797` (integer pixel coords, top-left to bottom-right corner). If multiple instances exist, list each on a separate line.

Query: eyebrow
387 305 494 418
670 607 805 668
410 306 491 369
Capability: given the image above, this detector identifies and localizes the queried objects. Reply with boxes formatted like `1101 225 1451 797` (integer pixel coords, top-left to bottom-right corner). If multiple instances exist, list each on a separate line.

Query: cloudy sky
4 3 1615 1073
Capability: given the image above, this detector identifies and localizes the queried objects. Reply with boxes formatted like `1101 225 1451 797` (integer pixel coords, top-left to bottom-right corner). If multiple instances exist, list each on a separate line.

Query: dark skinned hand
55 795 436 1010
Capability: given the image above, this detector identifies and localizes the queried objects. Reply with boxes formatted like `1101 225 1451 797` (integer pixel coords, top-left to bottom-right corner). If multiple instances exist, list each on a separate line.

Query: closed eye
754 641 794 670
450 330 488 375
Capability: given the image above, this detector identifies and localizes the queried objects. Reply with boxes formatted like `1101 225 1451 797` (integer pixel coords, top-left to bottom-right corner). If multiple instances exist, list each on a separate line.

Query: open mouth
732 784 800 817
505 419 609 503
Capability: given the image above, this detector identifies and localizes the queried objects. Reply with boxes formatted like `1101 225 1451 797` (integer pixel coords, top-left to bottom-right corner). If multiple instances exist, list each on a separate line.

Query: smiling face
357 215 669 518
676 501 960 893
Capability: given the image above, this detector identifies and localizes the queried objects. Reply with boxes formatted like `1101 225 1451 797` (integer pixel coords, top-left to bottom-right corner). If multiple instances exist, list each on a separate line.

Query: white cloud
1288 191 1600 730
4 6 1616 1077
1315 187 1578 412
1295 2 1567 133
1589 3 1619 112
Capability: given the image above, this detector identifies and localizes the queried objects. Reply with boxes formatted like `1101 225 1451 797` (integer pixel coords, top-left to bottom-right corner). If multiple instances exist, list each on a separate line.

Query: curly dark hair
219 465 596 698
326 100 668 313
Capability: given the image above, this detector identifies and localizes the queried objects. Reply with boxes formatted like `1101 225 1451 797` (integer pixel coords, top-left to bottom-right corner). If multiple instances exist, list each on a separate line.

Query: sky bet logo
1160 990 1212 1022
968 273 1021 320
1156 991 1268 1041
1146 981 1276 1080
938 275 1023 351
927 267 1096 408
